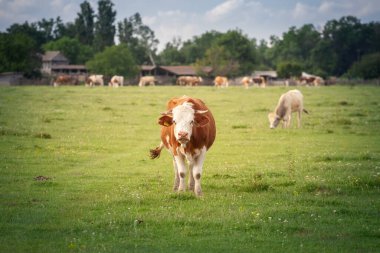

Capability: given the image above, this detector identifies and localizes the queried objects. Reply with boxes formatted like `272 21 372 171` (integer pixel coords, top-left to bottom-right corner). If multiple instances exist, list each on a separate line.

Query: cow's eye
172 120 176 124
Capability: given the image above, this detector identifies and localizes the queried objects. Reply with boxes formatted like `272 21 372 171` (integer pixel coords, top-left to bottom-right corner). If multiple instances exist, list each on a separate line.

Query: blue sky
1 0 379 51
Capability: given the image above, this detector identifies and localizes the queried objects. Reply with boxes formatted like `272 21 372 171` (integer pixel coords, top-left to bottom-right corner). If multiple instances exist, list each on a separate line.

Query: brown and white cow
53 75 79 86
108 75 124 87
138 76 156 87
177 76 203 86
298 72 324 86
150 96 216 196
252 76 266 87
241 76 252 89
214 76 229 87
86 75 104 87
268 89 308 129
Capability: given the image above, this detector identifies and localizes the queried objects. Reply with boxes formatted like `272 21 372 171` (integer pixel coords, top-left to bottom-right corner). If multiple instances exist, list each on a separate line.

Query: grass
0 85 379 252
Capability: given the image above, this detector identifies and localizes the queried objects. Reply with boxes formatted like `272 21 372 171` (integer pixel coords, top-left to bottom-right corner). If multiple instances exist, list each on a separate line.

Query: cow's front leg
174 155 187 192
189 161 195 191
192 147 207 196
172 158 180 191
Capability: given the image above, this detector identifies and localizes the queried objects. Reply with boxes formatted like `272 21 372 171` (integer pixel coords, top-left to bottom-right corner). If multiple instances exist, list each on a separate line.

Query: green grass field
0 85 379 252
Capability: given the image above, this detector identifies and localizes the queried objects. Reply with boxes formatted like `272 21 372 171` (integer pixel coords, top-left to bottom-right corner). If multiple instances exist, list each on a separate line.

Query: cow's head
159 102 209 145
268 112 281 129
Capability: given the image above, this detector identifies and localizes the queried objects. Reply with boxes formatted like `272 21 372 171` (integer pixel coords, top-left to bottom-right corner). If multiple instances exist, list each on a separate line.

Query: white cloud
206 0 244 22
292 2 315 20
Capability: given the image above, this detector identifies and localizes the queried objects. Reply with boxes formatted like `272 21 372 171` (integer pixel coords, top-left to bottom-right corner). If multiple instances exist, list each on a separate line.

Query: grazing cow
252 76 266 87
177 76 203 86
241 76 252 88
108 75 124 87
150 96 216 196
86 75 104 87
214 76 229 87
268 89 308 129
138 76 156 87
299 72 324 86
53 75 79 87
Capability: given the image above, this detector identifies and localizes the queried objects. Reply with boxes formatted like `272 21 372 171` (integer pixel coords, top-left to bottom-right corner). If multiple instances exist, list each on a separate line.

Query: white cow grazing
138 76 156 87
109 75 124 87
86 75 104 87
268 89 308 129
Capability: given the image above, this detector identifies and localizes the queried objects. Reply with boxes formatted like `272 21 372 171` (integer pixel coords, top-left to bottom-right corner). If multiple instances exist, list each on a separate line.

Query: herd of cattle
52 71 313 197
53 73 325 87
150 89 308 196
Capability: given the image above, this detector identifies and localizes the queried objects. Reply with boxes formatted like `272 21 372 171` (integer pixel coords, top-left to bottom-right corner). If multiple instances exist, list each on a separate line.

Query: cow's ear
158 115 173 127
194 114 209 127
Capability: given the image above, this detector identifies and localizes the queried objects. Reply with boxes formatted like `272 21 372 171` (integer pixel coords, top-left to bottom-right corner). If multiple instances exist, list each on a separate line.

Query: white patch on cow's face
172 102 195 145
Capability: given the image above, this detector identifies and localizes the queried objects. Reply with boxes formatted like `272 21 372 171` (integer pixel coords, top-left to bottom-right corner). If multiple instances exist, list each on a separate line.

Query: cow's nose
178 131 188 138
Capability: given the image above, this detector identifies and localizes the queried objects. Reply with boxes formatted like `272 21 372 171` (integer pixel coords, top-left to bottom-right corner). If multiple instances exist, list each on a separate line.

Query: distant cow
214 76 229 87
241 76 252 88
150 96 216 196
177 76 203 86
86 75 104 87
108 75 124 87
268 89 308 129
252 76 266 87
53 75 79 87
299 72 324 86
138 76 156 87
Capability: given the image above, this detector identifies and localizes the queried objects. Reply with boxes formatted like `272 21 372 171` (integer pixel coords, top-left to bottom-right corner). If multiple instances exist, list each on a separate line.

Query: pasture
0 85 379 252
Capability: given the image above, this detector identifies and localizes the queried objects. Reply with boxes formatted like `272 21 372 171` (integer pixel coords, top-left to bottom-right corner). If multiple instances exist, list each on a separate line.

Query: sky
0 0 379 51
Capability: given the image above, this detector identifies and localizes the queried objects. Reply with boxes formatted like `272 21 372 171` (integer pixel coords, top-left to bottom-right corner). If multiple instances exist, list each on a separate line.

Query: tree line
0 0 379 80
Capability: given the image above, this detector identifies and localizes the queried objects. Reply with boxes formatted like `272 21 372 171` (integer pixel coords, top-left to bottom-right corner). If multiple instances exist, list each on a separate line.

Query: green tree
215 29 257 75
346 53 380 79
195 45 239 76
0 32 41 76
93 0 116 52
322 16 372 76
43 36 93 64
180 30 222 64
158 37 184 65
75 1 95 45
86 44 138 77
7 22 46 47
276 61 303 78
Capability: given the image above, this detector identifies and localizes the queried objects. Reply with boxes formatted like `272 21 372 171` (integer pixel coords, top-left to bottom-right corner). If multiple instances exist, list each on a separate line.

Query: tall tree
158 37 184 65
118 12 159 65
93 0 116 52
75 1 95 45
0 32 41 76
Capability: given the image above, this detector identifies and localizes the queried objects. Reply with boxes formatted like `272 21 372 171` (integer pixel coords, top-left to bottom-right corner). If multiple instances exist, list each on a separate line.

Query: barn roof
42 51 69 62
141 65 213 76
51 65 87 70
253 70 278 78
159 66 196 75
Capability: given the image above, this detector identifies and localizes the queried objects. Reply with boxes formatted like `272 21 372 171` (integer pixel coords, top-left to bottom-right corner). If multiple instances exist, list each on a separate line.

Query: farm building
140 65 213 78
41 51 87 75
253 70 278 81
140 65 214 85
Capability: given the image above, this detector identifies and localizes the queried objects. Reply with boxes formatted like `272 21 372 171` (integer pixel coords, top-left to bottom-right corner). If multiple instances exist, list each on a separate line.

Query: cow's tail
303 109 309 114
150 141 164 159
